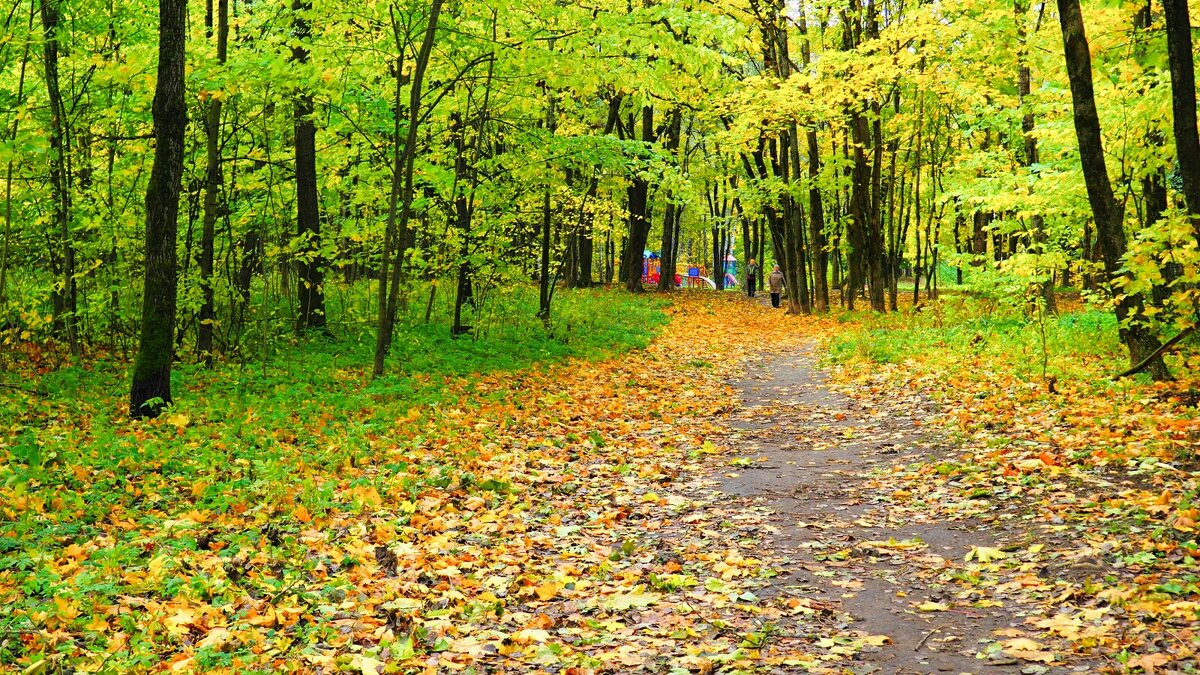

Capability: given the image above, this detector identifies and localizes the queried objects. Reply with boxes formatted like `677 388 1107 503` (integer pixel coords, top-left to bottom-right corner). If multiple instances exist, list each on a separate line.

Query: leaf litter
822 320 1200 674
1 295 848 674
3 293 1197 673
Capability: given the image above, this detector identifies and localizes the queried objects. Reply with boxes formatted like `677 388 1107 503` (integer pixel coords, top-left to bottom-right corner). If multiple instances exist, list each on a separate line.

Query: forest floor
2 291 1199 674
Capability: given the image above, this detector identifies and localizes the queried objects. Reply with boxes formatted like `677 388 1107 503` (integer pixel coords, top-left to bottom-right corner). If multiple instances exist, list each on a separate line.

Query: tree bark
41 0 79 354
1057 0 1169 379
623 106 653 293
198 0 228 364
577 216 594 288
799 13 829 312
1017 0 1056 314
605 230 615 284
657 109 682 292
373 0 443 376
848 113 872 310
0 0 35 311
537 86 556 323
657 202 677 291
451 112 475 336
867 103 886 312
807 130 829 312
292 0 325 331
290 0 324 331
1163 0 1200 242
130 0 187 417
786 126 810 313
538 183 553 322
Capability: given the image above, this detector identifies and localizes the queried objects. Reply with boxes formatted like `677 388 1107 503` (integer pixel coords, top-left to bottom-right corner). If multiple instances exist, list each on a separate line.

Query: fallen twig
914 626 941 652
1114 325 1196 379
0 382 48 397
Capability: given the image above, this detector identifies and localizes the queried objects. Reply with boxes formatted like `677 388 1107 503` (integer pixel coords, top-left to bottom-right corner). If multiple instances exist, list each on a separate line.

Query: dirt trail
715 344 1095 674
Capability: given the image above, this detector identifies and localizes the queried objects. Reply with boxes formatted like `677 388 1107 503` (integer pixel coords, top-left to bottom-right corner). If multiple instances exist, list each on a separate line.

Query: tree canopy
2 0 1197 397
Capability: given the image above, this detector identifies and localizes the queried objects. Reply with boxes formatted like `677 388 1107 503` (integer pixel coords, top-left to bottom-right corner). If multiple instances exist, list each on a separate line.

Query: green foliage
378 286 667 378
825 295 1125 382
0 287 665 666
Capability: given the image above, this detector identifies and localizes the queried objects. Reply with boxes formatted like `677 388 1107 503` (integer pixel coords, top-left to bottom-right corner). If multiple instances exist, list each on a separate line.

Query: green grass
0 286 671 668
823 294 1130 383
4 285 670 464
382 287 668 376
9 284 668 417
0 284 667 563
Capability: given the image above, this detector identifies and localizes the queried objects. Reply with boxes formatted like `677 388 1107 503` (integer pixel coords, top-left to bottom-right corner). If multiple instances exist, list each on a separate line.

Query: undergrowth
822 291 1200 482
0 287 668 665
824 294 1188 384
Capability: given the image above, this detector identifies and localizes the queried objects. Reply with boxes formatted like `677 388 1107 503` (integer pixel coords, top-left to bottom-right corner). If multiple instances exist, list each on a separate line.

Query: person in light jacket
768 265 785 308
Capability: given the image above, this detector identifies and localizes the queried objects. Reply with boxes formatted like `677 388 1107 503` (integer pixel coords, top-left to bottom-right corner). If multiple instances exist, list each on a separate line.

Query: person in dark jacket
744 258 759 298
768 265 785 308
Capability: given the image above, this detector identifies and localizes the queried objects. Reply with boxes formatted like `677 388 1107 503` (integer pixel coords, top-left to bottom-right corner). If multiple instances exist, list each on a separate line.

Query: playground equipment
642 251 661 286
648 253 741 290
681 264 718 289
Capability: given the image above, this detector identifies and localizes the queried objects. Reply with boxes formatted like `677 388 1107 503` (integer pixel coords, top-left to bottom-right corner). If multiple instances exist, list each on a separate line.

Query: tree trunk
1057 0 1168 379
1163 0 1200 243
293 0 325 331
799 13 829 312
41 0 79 354
1016 0 1056 315
130 0 187 418
577 215 594 288
848 114 871 311
605 230 615 284
198 0 228 365
738 203 753 294
867 105 887 311
537 80 557 322
623 106 653 293
657 202 677 291
972 211 989 258
572 102 620 290
712 223 727 291
657 109 682 292
912 111 924 304
538 184 553 322
373 0 443 376
807 130 829 312
451 113 475 336
786 126 810 314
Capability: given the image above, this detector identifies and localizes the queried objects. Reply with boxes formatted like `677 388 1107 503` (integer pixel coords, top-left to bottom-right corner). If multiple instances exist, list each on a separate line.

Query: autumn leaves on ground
3 292 1200 674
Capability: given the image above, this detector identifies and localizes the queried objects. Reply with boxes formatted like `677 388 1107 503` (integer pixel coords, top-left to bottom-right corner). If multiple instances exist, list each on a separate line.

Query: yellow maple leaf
603 590 659 611
965 546 1007 563
1002 637 1056 663
1128 652 1172 674
293 504 312 523
535 581 561 601
53 597 79 623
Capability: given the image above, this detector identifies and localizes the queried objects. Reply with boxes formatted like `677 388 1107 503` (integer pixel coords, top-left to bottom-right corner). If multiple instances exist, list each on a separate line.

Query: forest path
713 344 1094 674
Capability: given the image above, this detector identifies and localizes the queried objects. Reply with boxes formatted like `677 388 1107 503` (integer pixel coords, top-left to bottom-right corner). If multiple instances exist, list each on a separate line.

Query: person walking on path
745 258 760 298
768 265 785 308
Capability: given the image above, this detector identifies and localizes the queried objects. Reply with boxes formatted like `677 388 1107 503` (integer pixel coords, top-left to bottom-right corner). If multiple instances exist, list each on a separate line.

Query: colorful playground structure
643 251 739 289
